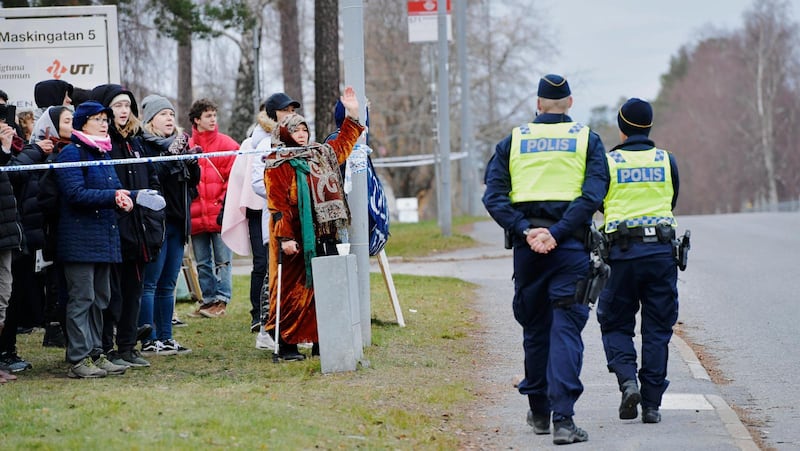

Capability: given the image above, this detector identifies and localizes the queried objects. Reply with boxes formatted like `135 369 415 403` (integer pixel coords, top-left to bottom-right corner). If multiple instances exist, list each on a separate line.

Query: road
677 212 800 450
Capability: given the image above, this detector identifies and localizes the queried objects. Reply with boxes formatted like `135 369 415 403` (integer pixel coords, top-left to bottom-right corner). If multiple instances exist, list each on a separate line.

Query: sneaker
42 323 66 348
187 301 215 318
151 340 177 356
526 410 550 435
107 351 133 368
136 324 154 342
172 317 187 327
619 380 641 420
116 350 151 368
642 407 661 424
276 343 306 361
255 330 275 350
161 339 191 355
93 354 128 375
67 357 107 379
552 418 588 445
141 340 157 355
0 351 33 373
250 319 261 333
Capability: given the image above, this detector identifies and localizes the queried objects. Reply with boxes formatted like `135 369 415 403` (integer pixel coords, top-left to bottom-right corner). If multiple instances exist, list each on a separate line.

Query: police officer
483 74 608 445
597 98 680 424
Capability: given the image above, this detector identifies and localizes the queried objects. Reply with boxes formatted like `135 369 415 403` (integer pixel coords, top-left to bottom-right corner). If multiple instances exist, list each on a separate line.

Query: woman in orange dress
263 87 364 361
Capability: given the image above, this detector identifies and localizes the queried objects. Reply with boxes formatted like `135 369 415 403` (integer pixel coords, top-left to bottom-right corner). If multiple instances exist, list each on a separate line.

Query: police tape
0 146 306 173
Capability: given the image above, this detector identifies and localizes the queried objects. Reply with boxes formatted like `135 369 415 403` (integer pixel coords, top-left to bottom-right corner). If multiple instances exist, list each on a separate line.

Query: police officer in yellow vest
597 98 680 425
483 74 608 445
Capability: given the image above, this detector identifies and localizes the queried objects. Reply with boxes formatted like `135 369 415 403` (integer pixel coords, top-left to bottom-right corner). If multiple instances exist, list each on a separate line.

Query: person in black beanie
597 98 681 425
483 74 608 445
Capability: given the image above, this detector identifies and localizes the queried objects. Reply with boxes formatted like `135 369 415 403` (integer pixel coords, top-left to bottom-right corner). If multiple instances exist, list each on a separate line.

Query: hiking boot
552 418 588 445
642 407 661 424
42 323 66 348
204 301 227 318
160 339 191 355
526 410 550 435
94 354 127 375
619 379 641 420
0 351 33 373
187 302 215 318
116 350 151 368
67 357 107 379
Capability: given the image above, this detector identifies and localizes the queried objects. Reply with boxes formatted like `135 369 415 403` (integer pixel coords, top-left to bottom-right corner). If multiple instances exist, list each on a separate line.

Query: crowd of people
0 80 363 381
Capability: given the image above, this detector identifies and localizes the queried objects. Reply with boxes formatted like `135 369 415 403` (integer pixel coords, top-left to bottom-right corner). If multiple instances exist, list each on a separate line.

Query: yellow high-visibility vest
509 122 589 203
603 148 676 233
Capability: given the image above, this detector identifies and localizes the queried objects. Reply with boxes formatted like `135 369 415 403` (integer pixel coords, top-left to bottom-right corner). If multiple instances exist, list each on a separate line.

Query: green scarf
289 158 317 286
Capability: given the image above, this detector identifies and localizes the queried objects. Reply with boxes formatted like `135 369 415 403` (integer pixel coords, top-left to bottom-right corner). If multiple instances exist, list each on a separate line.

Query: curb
672 334 761 451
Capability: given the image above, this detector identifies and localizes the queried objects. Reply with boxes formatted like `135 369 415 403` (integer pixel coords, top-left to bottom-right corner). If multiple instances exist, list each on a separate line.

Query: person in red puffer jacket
187 99 238 319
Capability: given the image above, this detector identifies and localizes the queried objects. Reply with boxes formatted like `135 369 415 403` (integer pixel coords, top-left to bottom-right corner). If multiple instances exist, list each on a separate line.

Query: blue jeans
191 232 232 305
139 222 184 342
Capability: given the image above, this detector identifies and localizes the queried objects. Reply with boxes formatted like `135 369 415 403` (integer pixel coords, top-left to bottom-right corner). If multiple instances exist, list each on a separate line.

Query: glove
136 189 166 211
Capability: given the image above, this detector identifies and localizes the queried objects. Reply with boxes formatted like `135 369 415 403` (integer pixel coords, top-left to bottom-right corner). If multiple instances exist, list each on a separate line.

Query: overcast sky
543 0 799 122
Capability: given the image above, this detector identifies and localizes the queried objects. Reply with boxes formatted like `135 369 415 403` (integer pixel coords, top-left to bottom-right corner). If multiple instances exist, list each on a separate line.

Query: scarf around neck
72 130 112 152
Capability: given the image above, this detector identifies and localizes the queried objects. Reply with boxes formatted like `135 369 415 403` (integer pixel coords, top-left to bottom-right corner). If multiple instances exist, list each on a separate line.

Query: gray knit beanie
140 94 175 124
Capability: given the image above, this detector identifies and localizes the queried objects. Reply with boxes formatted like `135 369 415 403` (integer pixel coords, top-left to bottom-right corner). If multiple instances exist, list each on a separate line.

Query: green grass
0 270 479 449
383 215 486 257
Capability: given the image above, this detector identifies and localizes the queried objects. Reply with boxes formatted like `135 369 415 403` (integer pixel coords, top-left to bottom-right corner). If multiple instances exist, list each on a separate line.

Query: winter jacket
55 136 123 263
189 125 237 235
8 142 50 252
109 130 164 263
0 151 23 252
141 132 200 244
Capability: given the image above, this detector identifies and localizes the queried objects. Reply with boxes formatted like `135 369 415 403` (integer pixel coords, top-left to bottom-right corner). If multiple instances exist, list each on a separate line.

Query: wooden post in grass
377 249 404 327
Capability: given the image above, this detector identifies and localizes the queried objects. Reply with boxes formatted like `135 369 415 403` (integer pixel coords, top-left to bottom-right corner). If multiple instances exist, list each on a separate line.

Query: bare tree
278 0 304 108
314 0 340 142
739 0 799 210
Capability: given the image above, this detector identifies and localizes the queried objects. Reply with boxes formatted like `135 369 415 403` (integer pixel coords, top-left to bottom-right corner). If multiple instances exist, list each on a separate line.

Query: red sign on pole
407 0 453 43
407 0 451 15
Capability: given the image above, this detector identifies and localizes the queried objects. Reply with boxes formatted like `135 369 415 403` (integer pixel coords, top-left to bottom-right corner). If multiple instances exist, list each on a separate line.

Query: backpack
325 132 390 256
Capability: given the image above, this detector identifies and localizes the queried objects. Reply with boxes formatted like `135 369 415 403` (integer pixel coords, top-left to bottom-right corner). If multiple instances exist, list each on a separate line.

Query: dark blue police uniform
597 98 681 424
483 102 608 431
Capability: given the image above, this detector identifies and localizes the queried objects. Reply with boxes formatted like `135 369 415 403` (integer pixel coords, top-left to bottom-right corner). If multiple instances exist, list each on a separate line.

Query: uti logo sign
47 59 95 79
617 167 665 183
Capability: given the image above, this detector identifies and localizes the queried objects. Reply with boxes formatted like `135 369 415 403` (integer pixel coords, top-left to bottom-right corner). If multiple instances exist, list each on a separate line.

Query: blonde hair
538 97 571 114
116 114 141 138
144 120 183 138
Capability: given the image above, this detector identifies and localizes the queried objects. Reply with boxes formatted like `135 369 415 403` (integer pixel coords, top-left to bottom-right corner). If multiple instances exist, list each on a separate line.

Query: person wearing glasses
55 101 133 378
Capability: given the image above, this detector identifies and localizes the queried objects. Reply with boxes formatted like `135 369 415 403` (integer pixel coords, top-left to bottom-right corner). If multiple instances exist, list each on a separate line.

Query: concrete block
312 254 363 373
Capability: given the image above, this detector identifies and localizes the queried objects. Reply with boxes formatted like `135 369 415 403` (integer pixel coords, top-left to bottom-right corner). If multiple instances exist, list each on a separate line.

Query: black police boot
526 409 550 435
642 407 661 424
619 379 641 420
552 418 588 445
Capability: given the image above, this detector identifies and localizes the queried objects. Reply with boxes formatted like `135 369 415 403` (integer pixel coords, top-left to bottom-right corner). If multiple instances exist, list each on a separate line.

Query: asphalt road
677 212 800 450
